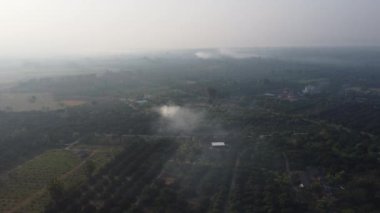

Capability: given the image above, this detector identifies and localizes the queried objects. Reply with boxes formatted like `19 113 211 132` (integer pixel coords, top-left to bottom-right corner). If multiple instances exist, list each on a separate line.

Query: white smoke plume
156 105 204 134
218 48 258 59
194 51 218 59
195 48 258 60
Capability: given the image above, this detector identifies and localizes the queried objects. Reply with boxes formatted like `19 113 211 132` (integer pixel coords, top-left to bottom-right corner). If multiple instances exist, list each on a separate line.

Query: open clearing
0 92 87 112
0 92 61 111
0 145 120 213
0 150 80 212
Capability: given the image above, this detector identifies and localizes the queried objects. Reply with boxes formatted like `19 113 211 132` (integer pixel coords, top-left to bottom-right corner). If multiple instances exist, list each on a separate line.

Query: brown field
0 92 88 112
0 92 61 112
61 99 87 107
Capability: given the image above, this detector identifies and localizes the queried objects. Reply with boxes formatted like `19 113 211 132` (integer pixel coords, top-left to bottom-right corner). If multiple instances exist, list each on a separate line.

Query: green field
0 146 121 213
0 150 80 212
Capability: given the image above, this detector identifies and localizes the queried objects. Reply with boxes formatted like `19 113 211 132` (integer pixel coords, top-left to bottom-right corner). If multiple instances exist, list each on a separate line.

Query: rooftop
211 142 226 147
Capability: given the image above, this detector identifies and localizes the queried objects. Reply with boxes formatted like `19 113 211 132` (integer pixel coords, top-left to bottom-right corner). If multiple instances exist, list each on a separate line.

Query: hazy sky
0 0 379 56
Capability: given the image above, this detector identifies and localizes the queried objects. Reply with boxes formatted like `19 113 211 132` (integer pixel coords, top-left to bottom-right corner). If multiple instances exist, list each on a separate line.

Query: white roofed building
211 142 226 148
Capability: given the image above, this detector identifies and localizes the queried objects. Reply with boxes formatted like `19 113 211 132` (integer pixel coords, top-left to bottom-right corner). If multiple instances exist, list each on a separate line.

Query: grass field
0 150 80 212
0 146 121 213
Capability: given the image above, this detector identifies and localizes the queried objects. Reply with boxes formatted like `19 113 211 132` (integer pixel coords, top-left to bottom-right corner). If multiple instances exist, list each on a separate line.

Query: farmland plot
0 146 120 213
45 139 178 212
0 150 80 212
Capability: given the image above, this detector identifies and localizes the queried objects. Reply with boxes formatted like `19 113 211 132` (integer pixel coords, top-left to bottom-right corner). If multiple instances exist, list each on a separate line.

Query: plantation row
45 139 178 213
127 138 238 213
229 125 380 213
228 140 301 213
44 135 240 213
0 150 81 213
130 160 236 212
0 102 156 174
